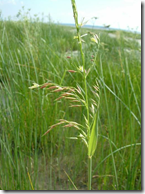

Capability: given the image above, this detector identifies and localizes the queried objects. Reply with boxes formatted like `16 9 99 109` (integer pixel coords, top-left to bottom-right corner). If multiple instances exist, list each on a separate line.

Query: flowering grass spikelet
29 83 40 89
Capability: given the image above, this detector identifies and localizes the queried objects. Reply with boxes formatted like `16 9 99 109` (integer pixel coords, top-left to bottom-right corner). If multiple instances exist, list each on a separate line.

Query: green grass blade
99 77 141 126
93 143 141 175
88 112 98 158
64 170 78 190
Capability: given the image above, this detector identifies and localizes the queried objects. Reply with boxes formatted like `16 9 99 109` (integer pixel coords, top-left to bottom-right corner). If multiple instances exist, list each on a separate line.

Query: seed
47 86 58 90
69 105 82 107
63 124 74 128
40 83 52 89
68 70 76 73
55 96 64 101
53 88 64 92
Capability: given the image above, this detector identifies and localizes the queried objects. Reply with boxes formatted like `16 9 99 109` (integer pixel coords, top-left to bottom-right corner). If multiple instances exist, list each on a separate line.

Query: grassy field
0 8 141 190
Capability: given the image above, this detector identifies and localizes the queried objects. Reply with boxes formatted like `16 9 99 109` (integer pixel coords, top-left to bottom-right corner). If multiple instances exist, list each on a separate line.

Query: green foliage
0 8 141 190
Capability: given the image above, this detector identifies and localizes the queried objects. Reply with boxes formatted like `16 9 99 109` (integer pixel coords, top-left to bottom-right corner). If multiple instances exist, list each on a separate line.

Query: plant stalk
88 157 92 190
71 0 92 190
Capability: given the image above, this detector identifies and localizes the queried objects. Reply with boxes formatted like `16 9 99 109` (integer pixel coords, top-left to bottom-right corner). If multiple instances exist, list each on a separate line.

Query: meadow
0 7 141 190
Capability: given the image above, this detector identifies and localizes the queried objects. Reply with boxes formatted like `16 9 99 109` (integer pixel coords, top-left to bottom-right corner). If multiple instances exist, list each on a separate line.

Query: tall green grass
0 7 141 190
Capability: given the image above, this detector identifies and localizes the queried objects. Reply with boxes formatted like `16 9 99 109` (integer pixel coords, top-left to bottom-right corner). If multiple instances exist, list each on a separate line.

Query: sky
0 0 141 32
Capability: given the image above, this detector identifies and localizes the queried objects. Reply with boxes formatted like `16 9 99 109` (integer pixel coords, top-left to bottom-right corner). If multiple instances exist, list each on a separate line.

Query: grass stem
88 157 92 190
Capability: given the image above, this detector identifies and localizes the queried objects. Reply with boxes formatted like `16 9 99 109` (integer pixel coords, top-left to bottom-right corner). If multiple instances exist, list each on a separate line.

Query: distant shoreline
57 23 141 34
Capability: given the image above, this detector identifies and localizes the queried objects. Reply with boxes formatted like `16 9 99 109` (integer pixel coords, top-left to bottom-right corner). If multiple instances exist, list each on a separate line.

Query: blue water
57 23 141 34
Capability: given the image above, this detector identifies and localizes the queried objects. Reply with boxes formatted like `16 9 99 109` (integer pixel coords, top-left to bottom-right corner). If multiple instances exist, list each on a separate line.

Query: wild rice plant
0 6 141 190
29 0 100 190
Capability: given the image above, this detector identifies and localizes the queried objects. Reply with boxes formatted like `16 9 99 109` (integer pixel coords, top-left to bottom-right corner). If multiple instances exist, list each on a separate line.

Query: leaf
64 170 78 190
88 112 98 158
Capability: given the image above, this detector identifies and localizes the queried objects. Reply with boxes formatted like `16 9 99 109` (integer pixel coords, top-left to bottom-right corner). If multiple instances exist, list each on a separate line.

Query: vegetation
0 4 141 190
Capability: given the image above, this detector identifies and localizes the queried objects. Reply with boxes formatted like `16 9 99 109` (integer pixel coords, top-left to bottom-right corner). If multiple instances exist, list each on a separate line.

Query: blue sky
0 0 141 32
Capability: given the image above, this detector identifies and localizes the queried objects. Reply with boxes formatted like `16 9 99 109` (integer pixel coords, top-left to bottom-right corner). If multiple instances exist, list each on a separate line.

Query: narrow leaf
88 112 98 158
